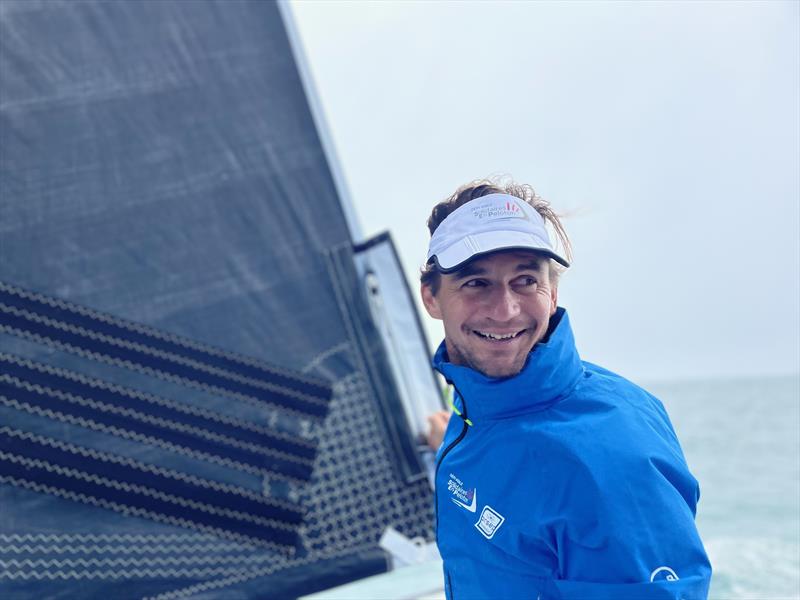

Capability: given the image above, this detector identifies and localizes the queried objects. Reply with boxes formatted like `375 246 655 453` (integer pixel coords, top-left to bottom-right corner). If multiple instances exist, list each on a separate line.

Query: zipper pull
446 385 473 427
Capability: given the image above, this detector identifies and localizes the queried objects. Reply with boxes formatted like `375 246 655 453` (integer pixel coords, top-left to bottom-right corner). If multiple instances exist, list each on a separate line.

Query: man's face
421 251 558 378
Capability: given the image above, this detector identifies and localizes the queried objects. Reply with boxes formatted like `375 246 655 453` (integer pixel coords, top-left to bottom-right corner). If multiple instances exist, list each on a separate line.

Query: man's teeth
476 330 522 340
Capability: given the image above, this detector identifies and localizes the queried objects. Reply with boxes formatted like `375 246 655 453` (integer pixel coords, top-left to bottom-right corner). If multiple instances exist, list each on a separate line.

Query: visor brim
430 244 570 273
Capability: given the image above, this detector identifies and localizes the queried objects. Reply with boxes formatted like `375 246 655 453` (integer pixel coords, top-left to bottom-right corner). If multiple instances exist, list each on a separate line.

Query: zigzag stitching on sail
0 302 328 410
0 543 249 555
0 533 230 543
0 554 272 568
0 323 319 423
0 352 316 449
0 397 308 486
0 427 299 511
1 374 314 467
148 368 435 600
0 475 293 553
0 281 328 389
0 452 296 531
0 562 274 580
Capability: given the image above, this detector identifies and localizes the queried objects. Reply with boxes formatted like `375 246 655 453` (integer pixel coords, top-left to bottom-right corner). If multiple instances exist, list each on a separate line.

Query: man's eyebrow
450 259 544 280
451 263 486 280
515 260 544 272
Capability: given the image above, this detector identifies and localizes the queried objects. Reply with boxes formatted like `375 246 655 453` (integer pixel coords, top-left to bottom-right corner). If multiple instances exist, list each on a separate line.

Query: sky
288 0 799 383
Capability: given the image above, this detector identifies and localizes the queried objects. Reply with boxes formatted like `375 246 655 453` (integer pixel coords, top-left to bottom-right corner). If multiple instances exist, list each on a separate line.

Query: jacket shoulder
528 365 699 512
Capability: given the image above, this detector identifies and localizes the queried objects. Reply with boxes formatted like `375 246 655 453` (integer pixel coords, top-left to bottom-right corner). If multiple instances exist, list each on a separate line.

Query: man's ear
420 284 442 320
549 283 558 316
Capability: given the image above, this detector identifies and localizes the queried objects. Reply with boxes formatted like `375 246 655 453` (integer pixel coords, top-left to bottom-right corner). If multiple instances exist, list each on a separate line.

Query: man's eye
516 277 537 286
463 279 487 288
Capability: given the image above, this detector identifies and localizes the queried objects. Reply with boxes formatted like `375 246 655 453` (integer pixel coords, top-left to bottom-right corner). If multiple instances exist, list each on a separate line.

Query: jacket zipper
434 380 470 552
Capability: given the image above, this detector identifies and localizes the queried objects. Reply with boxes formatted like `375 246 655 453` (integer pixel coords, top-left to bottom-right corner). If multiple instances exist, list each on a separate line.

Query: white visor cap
427 193 569 273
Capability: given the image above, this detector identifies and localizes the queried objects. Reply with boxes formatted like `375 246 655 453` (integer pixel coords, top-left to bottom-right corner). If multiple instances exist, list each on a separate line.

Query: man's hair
421 178 572 295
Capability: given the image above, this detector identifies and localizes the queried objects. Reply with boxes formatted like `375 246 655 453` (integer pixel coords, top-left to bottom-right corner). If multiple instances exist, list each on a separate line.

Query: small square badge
474 505 505 539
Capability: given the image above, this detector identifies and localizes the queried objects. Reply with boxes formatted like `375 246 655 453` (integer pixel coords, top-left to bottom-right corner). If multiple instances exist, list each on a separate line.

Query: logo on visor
471 199 529 222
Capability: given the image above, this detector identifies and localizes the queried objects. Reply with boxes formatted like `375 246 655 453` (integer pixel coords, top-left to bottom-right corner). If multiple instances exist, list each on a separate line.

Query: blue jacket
433 308 711 599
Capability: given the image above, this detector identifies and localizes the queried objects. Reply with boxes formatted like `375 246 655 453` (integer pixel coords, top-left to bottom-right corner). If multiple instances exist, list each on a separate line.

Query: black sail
0 1 434 597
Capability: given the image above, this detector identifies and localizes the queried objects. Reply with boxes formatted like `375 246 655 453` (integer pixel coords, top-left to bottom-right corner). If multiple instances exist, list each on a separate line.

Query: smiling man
423 251 557 378
421 180 711 599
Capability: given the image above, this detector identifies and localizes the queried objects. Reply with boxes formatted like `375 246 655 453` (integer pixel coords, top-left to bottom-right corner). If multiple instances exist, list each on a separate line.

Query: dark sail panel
0 1 434 598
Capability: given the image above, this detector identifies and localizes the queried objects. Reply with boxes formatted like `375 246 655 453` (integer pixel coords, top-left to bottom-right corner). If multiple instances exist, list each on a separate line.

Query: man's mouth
472 329 527 342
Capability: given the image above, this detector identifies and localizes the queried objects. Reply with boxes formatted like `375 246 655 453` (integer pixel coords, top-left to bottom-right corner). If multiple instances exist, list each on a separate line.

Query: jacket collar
432 307 583 422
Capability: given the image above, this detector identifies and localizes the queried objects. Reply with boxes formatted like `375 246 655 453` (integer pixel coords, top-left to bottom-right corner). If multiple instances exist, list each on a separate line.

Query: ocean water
650 375 800 600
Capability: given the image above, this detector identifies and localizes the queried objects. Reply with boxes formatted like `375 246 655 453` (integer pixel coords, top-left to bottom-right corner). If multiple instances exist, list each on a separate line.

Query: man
421 180 711 599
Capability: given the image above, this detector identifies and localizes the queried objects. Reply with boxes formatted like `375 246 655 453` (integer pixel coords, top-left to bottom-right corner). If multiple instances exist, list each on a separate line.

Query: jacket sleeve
542 446 712 599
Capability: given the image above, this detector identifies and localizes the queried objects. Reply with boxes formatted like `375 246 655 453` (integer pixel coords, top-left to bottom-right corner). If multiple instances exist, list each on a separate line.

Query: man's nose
487 285 520 321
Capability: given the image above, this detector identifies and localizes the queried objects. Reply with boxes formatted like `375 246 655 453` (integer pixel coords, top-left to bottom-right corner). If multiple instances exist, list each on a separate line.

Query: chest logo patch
475 505 505 539
447 473 477 513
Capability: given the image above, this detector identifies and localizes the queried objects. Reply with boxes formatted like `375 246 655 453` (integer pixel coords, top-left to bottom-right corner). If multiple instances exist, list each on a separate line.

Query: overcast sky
289 0 799 383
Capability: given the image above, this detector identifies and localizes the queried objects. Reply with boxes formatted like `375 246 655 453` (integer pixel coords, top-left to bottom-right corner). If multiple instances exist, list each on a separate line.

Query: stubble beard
446 338 531 379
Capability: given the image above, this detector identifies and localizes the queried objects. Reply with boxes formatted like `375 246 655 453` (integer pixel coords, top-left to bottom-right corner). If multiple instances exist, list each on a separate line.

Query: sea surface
649 375 800 600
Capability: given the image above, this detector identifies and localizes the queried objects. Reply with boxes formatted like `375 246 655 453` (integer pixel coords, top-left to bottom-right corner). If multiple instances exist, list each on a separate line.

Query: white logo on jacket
447 473 477 513
650 566 679 582
475 506 505 539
